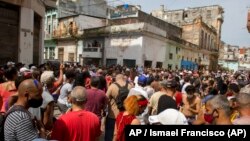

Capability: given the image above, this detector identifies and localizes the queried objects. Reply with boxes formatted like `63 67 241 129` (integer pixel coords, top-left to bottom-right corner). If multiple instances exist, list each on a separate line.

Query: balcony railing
82 47 102 58
83 48 99 52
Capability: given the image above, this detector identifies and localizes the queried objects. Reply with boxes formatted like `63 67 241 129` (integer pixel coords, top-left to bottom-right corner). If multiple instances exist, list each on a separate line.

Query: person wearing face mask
203 95 232 125
29 71 55 131
113 95 146 141
157 80 178 114
4 79 46 140
180 85 201 125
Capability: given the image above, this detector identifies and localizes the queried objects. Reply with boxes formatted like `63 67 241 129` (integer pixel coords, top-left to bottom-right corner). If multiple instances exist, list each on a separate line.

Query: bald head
18 79 43 97
70 86 87 106
16 79 43 108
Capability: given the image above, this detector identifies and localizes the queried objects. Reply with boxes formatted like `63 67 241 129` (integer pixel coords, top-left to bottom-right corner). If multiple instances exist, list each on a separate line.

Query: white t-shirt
58 83 73 105
29 88 54 120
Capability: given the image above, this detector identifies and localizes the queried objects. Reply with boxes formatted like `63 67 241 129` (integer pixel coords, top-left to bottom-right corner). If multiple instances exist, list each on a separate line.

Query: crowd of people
0 61 249 141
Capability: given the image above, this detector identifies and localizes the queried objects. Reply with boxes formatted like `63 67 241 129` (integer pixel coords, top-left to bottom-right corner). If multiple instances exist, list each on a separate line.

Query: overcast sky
120 0 250 47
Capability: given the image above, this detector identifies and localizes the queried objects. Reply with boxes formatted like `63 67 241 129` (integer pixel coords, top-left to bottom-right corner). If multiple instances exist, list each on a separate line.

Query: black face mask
28 98 43 108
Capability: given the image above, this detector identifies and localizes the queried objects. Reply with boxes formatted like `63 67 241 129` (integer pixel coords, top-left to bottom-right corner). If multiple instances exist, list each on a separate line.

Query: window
175 13 179 20
123 59 136 68
68 53 75 62
48 25 51 34
106 59 117 67
176 47 180 54
187 57 189 61
204 33 207 49
182 56 184 60
58 48 64 62
168 64 172 70
207 35 210 50
156 62 163 68
207 10 211 18
200 30 204 48
49 47 55 59
169 53 173 60
144 60 152 68
44 47 48 59
184 13 188 18
195 58 197 63
86 40 102 48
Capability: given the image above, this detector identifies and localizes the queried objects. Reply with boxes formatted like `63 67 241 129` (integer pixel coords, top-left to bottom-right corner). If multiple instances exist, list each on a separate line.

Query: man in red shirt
51 86 101 141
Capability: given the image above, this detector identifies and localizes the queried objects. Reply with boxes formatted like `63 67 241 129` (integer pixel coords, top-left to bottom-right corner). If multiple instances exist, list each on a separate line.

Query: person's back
4 79 44 141
85 88 107 120
105 74 132 141
4 105 38 141
0 81 16 112
51 86 100 141
51 110 100 141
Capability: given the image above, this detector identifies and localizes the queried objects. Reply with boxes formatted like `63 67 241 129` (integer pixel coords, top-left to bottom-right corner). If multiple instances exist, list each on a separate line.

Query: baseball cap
138 75 147 85
149 109 188 125
7 61 15 66
20 67 30 73
160 80 177 88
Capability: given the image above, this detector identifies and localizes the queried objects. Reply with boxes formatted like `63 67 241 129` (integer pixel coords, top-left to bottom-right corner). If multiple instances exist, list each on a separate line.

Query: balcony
82 47 102 58
44 0 57 8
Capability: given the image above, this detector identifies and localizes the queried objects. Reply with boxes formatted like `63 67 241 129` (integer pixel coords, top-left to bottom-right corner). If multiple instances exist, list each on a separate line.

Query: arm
106 84 114 98
189 98 201 114
43 101 54 130
192 108 207 125
148 106 153 116
54 64 64 87
131 118 140 125
148 95 154 115
102 95 108 117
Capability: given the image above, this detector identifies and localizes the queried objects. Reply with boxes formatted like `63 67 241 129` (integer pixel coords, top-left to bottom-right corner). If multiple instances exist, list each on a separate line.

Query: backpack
114 82 129 111
0 105 27 141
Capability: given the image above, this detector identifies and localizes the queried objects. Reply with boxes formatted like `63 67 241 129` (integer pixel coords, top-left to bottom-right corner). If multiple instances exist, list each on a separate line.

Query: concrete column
77 40 83 62
19 7 34 66
40 17 45 64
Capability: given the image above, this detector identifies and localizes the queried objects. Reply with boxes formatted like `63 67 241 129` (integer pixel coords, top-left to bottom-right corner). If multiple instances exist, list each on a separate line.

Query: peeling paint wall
105 36 143 66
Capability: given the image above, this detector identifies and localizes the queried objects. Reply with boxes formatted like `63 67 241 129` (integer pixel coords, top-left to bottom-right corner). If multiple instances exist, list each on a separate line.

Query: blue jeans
104 117 116 141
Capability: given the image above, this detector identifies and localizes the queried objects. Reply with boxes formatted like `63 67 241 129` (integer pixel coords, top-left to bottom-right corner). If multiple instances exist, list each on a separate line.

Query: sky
114 0 250 47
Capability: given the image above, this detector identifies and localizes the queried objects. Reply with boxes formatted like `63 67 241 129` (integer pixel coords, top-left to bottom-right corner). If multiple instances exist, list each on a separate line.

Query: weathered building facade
0 0 56 65
83 5 205 69
218 43 239 71
44 0 108 62
151 5 224 70
52 14 106 63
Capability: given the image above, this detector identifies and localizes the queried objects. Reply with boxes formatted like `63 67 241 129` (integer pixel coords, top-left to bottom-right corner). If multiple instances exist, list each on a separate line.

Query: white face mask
66 101 72 108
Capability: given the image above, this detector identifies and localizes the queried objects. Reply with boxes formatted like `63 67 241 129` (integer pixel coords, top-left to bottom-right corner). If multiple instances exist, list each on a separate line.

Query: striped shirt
4 110 38 141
